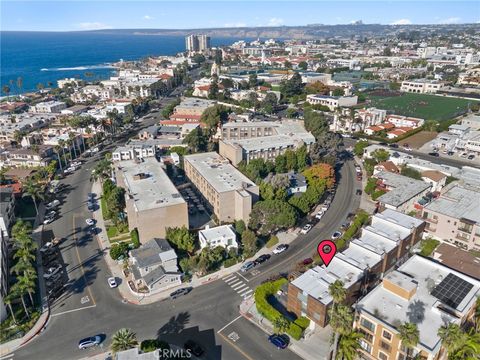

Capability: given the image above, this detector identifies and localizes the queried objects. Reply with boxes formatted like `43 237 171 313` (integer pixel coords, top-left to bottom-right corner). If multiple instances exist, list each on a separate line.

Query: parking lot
178 185 212 229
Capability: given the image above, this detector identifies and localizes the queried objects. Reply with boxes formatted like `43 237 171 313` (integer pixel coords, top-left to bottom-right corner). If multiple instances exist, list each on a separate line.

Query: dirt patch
397 131 438 149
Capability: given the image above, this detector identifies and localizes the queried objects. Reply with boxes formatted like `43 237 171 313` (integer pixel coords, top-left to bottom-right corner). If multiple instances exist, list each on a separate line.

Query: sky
1 1 479 32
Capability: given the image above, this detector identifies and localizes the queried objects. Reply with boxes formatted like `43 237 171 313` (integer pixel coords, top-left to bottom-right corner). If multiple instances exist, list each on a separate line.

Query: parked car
85 218 95 226
300 224 312 234
107 277 117 288
388 143 399 148
78 335 102 350
45 200 60 210
447 151 454 156
302 258 313 265
273 244 288 255
378 142 388 146
240 261 256 272
356 189 362 196
254 254 271 265
332 231 343 240
43 264 62 279
460 152 468 158
428 152 440 157
170 287 192 299
268 334 289 349
315 210 324 220
183 340 204 357
42 252 57 266
87 193 95 200
40 242 54 253
467 154 475 160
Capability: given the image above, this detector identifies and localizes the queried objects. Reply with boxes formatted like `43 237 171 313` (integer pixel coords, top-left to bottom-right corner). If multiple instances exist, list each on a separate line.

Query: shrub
266 235 279 248
140 339 170 353
110 242 129 260
254 278 288 321
130 228 140 249
372 190 386 200
223 258 238 268
294 316 310 330
287 322 303 340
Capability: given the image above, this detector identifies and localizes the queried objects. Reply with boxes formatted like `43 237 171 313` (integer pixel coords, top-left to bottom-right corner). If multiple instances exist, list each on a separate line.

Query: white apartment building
400 79 444 93
326 58 360 70
385 114 424 128
306 94 358 110
198 225 238 252
112 144 156 162
356 108 387 129
29 101 66 113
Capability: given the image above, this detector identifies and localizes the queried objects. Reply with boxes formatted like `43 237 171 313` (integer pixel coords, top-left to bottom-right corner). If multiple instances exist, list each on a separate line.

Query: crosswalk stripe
229 280 243 287
239 288 253 296
223 274 236 281
243 294 252 300
234 284 248 292
231 282 246 290
225 277 239 284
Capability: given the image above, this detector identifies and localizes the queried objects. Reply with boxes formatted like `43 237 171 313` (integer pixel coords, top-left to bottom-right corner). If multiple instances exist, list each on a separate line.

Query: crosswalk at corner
222 274 253 299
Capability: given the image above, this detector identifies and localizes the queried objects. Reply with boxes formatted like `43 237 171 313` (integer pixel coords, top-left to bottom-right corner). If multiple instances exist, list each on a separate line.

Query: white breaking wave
40 64 114 71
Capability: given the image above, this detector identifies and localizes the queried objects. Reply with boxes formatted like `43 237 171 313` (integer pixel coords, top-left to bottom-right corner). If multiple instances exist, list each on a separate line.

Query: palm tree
336 331 362 360
4 293 17 324
450 330 480 360
54 145 63 171
2 85 10 99
68 132 78 158
22 178 45 215
91 158 112 183
11 219 33 243
273 316 290 335
398 322 419 359
58 139 67 167
13 247 36 264
329 304 354 360
16 76 23 94
111 328 138 353
18 273 37 305
474 297 480 332
329 280 347 360
10 282 30 318
438 323 464 356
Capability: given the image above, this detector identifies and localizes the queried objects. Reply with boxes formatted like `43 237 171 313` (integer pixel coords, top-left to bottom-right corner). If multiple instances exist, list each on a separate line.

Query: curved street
12 127 361 360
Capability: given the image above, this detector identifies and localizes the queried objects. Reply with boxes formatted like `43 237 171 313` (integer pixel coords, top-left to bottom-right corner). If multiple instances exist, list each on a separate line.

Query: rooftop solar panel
431 273 473 309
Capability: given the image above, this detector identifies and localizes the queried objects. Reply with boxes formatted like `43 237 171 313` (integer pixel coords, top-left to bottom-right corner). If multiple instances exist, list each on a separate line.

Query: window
359 339 372 353
382 329 392 341
358 328 373 342
360 317 376 332
380 341 392 352
378 351 389 360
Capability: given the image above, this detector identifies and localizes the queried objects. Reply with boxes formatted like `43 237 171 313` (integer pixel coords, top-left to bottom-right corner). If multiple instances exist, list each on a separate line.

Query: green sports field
367 93 478 121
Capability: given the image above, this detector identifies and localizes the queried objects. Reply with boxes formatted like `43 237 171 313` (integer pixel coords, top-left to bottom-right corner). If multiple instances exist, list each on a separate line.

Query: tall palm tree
450 330 480 360
11 219 33 243
438 323 464 356
18 273 37 305
22 178 45 215
10 258 33 277
4 293 17 324
13 247 36 264
68 132 78 158
336 331 362 360
329 280 347 360
10 282 30 318
329 304 354 360
111 328 138 353
54 145 63 171
398 322 419 359
2 85 10 99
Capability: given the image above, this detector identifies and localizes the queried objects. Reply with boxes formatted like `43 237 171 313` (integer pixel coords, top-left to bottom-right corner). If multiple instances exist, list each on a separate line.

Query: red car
303 258 313 265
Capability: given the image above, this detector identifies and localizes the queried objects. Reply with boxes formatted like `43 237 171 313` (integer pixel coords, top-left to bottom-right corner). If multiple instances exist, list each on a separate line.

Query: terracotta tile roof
421 170 446 182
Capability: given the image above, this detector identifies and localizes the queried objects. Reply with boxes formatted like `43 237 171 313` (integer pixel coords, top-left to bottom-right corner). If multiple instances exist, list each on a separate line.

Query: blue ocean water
1 31 238 95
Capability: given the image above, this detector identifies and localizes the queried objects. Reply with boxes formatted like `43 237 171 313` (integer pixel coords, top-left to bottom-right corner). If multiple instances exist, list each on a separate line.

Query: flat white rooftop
184 152 256 194
118 158 185 212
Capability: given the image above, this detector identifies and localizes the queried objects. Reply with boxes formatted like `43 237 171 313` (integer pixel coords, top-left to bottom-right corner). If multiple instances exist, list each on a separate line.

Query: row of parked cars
40 241 65 300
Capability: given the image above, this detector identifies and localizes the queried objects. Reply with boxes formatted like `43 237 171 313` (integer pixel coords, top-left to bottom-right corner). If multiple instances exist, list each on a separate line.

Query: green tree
280 72 303 98
273 317 290 335
332 88 345 96
241 229 257 258
248 200 297 235
329 304 354 360
234 220 246 236
2 85 10 98
4 293 17 324
298 61 308 71
91 157 112 183
398 322 419 358
371 148 390 163
200 104 229 130
182 127 208 153
336 331 362 360
22 178 45 215
437 323 464 357
166 226 195 255
111 328 138 353
106 187 126 223
353 141 369 157
248 74 258 88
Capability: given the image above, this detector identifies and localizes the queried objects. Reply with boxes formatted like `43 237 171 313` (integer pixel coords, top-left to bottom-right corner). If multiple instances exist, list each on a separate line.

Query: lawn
367 93 478 121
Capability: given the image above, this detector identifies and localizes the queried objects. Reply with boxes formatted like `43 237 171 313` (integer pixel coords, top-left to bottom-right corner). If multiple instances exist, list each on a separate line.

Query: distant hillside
89 23 478 40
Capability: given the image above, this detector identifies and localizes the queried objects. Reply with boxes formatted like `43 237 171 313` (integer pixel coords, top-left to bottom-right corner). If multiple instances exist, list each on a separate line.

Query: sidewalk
91 181 301 306
0 206 51 357
353 156 377 214
239 297 332 360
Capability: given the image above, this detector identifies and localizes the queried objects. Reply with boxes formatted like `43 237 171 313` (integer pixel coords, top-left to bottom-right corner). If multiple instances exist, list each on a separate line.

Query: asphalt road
12 81 361 360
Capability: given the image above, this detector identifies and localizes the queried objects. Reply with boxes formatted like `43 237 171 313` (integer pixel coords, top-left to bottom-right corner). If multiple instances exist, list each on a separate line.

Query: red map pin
317 240 337 267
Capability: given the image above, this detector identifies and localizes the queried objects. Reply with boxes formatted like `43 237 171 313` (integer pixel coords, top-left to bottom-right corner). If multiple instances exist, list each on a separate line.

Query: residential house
198 225 238 252
112 144 156 162
421 170 447 193
130 238 182 293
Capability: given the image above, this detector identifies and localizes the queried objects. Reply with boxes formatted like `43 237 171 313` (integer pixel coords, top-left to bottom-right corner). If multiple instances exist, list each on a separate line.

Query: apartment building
0 188 15 241
219 120 315 165
306 94 358 110
183 152 259 223
354 255 480 360
185 34 211 53
169 98 216 122
287 209 425 328
0 113 56 142
29 101 66 113
356 108 387 129
115 158 188 242
385 114 425 128
422 184 480 251
375 171 432 213
0 230 8 322
400 79 444 93
4 146 53 168
326 58 360 70
112 144 156 162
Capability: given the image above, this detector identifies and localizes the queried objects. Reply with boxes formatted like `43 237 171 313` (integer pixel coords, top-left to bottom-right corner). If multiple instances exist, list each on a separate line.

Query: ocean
1 31 239 95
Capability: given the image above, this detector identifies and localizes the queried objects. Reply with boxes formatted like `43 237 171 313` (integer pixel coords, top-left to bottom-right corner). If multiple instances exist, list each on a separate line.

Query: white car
273 244 288 254
40 242 54 253
85 218 95 226
315 210 324 220
300 224 312 234
43 264 62 279
107 277 117 288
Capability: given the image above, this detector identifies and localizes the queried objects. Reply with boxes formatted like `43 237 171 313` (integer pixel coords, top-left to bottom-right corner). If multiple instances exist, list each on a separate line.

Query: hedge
254 278 306 340
337 210 370 250
266 235 279 248
224 258 238 268
294 316 311 330
372 190 387 201
110 242 129 260
130 228 140 249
